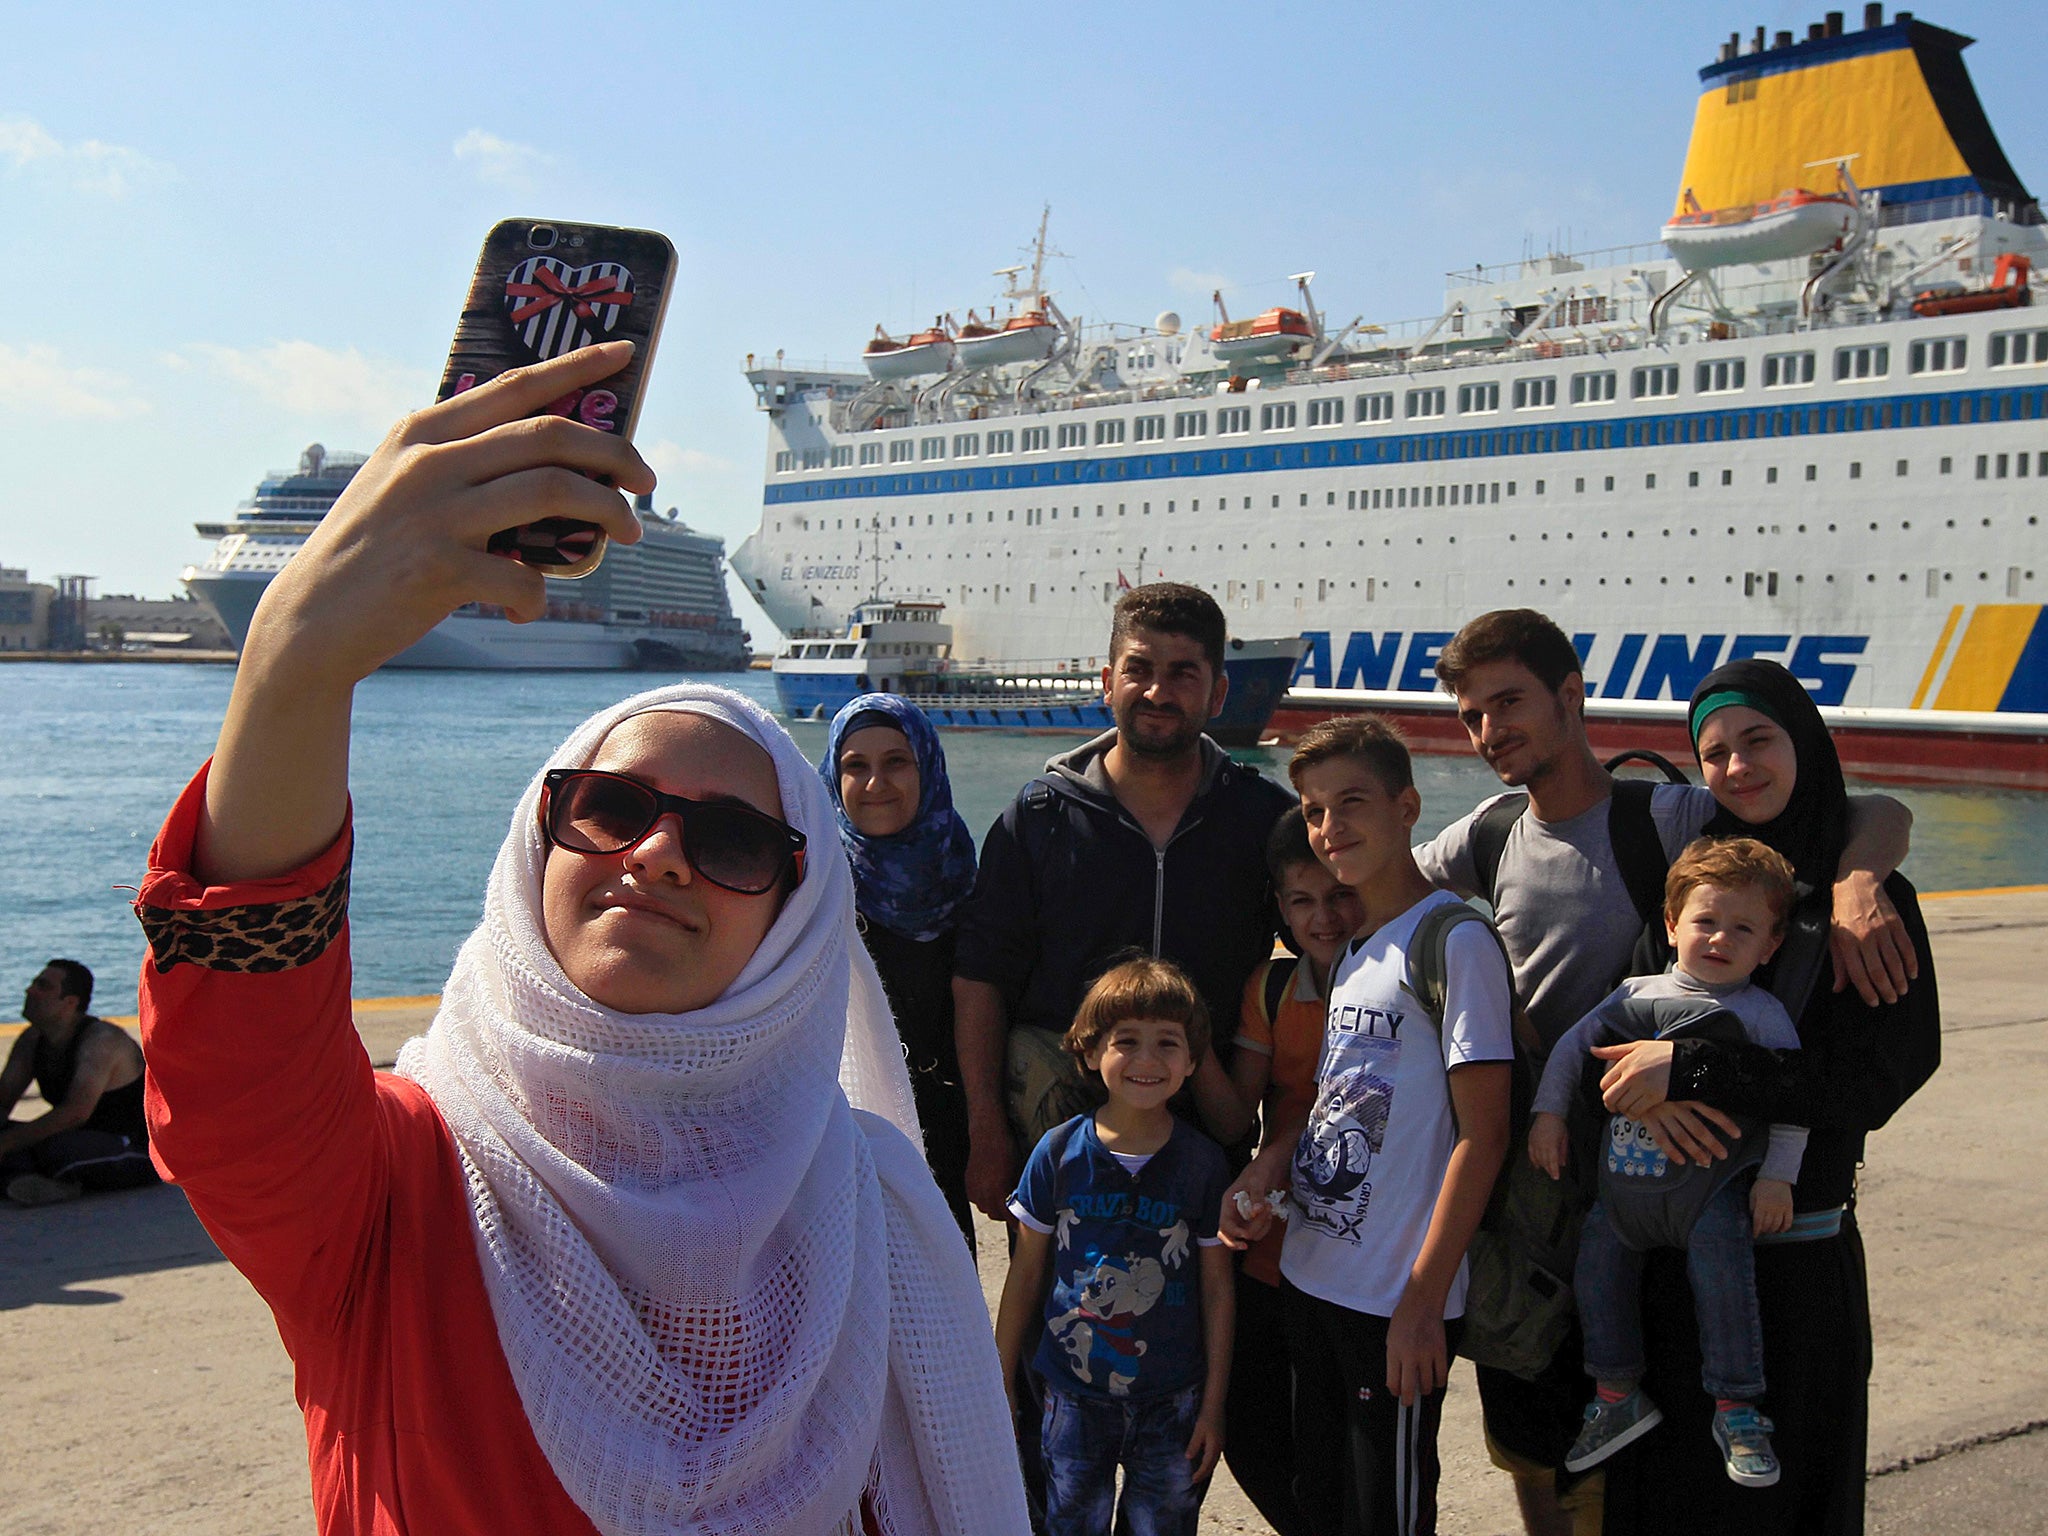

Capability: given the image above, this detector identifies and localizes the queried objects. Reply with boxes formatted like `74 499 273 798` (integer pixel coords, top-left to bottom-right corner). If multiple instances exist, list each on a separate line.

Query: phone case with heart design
438 220 677 578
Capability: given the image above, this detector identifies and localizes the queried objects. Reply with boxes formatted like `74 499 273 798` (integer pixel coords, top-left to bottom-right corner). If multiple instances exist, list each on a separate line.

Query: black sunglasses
540 769 806 895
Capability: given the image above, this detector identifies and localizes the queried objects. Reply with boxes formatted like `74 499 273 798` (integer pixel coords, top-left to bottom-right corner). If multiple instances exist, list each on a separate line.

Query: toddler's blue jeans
1041 1380 1203 1536
1576 1184 1767 1402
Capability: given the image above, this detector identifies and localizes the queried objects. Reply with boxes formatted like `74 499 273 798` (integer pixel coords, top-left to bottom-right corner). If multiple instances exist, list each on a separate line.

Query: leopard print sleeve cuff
137 860 350 974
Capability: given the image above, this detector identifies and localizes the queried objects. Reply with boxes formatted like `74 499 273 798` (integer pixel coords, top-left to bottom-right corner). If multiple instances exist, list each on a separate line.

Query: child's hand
1751 1178 1794 1237
1527 1112 1570 1179
1387 1291 1449 1406
1219 1171 1276 1248
1184 1402 1226 1483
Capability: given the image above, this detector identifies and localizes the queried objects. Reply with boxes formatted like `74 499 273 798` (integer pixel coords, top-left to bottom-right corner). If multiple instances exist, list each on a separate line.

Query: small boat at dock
772 599 1305 745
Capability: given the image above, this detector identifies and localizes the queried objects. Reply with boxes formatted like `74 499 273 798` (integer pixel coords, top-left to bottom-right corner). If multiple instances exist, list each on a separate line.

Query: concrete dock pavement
3 890 2045 1534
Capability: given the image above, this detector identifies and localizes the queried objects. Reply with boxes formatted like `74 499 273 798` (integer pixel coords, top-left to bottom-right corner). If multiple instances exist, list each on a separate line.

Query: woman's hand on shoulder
1830 868 1918 1007
248 342 655 692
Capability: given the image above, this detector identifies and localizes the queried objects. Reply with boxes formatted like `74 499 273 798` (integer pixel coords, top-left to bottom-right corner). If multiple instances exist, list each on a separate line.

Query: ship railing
746 356 866 378
907 687 1104 711
944 655 1103 677
1447 241 1674 289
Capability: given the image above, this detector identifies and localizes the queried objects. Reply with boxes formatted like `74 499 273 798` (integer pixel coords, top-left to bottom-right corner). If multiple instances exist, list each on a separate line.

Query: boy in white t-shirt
1223 715 1514 1536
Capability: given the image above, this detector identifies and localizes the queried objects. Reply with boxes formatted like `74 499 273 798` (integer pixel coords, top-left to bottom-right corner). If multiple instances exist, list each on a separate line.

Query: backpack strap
1606 779 1671 928
1602 748 1692 785
1469 795 1529 908
1408 904 1498 1028
1259 954 1300 1029
1409 902 1542 1058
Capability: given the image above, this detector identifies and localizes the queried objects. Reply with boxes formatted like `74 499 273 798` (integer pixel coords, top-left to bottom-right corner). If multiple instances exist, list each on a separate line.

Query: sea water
4 662 2043 1017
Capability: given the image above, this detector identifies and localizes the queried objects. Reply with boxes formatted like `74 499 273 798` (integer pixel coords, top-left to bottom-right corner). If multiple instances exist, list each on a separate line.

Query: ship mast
999 204 1062 310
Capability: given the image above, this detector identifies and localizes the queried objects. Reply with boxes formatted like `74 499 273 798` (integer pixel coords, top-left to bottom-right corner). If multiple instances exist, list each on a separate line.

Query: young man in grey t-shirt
1414 609 1913 1536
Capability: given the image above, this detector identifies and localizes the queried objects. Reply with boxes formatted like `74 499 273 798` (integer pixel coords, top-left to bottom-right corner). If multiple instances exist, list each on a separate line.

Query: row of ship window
782 450 2046 546
822 551 2032 617
773 329 2048 472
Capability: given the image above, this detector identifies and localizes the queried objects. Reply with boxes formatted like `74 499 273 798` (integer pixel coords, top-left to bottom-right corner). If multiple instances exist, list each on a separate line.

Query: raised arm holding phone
140 292 1027 1536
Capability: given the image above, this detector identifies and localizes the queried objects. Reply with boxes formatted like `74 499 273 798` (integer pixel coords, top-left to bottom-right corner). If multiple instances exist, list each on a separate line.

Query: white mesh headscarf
397 684 1027 1536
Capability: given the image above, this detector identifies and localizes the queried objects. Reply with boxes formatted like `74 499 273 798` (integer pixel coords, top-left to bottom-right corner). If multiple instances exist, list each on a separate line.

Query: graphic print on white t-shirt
1293 1006 1402 1242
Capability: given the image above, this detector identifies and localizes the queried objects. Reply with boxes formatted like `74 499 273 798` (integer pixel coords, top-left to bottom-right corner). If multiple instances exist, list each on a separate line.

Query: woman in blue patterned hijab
822 695 979 939
820 694 979 1239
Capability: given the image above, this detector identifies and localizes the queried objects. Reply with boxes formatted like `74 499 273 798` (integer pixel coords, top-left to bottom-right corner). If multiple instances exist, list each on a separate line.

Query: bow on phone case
504 257 636 360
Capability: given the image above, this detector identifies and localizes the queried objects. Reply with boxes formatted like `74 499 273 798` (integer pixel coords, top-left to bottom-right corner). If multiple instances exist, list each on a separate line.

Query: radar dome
1155 311 1182 336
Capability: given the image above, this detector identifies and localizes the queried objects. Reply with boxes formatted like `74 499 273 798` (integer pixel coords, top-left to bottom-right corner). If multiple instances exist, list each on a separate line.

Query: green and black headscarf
1688 658 1848 895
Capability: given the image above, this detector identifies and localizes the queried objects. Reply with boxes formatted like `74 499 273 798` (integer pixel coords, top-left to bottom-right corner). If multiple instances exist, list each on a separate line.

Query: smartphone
437 219 677 578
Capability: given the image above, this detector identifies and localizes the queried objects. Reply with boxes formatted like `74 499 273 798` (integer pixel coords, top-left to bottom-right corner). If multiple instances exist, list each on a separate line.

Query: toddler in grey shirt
1528 837 1806 1491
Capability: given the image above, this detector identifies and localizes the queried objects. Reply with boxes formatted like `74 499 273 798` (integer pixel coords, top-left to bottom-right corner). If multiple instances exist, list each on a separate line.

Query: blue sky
4 0 2044 643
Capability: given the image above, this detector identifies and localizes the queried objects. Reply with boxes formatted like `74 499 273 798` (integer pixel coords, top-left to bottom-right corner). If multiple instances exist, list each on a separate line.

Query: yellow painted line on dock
0 996 441 1037
1922 883 2048 900
0 1016 137 1039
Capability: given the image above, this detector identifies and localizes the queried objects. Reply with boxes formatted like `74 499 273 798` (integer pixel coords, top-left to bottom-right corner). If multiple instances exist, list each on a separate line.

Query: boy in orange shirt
1219 809 1361 1534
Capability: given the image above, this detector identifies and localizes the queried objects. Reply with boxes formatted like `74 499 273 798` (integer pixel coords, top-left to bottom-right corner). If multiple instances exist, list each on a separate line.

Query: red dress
138 765 599 1535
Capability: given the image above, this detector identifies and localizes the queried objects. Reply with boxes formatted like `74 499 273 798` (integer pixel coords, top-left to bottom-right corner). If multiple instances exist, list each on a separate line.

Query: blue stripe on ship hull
764 381 2048 506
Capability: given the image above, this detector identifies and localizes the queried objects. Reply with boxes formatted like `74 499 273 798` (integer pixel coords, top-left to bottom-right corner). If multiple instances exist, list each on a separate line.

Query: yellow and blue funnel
1676 9 2034 216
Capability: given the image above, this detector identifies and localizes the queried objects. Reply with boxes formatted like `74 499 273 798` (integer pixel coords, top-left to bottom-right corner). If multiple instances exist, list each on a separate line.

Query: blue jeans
1576 1184 1766 1402
1041 1380 1203 1536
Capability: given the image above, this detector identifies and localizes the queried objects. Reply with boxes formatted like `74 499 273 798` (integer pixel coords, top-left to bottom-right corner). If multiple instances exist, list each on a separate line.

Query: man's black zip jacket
953 729 1293 1047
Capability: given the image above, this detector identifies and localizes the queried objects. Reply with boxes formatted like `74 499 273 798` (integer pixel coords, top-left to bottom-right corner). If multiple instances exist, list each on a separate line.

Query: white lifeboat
953 307 1059 368
1209 305 1315 363
864 320 956 380
1660 187 1855 271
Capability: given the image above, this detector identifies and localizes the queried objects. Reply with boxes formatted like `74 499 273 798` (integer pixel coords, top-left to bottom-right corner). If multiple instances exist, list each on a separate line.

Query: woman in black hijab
1599 659 1942 1535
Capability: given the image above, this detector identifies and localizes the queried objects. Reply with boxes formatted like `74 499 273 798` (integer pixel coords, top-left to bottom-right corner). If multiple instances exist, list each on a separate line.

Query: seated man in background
0 960 158 1205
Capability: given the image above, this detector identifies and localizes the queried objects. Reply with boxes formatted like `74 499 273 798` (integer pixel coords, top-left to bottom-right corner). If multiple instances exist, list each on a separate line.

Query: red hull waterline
1267 690 2048 792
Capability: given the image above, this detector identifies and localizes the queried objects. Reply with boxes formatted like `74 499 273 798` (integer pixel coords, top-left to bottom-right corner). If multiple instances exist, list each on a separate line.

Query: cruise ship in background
732 8 2048 785
185 444 749 670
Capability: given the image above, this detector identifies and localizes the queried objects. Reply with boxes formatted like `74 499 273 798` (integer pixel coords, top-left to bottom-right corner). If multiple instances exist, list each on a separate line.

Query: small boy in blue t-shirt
995 956 1234 1536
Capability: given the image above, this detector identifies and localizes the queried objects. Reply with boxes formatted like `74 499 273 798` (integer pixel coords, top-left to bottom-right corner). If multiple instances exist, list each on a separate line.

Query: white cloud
192 341 429 432
453 129 555 192
0 114 169 196
0 343 150 419
1167 266 1233 297
644 441 736 481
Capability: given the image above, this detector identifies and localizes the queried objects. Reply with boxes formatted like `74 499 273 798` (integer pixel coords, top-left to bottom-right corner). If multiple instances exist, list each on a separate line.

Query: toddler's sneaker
1564 1388 1664 1472
1712 1404 1781 1488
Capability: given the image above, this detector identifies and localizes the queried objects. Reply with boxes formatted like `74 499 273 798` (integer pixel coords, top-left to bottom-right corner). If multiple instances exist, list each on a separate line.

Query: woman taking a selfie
135 344 1028 1536
820 694 979 1243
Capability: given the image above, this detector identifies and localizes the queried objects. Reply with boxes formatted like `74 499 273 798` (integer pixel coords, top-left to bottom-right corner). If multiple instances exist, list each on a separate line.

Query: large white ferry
732 8 2048 785
185 444 750 671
